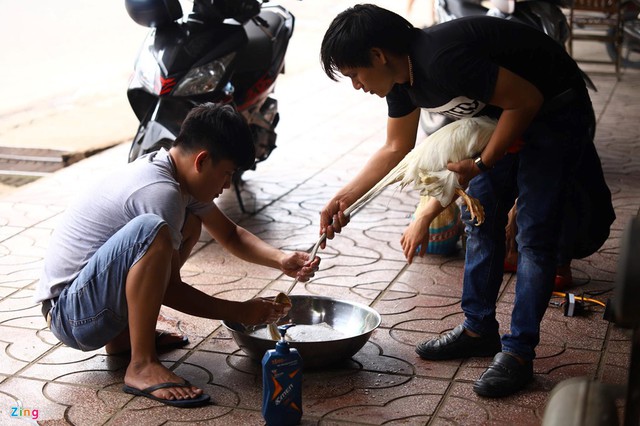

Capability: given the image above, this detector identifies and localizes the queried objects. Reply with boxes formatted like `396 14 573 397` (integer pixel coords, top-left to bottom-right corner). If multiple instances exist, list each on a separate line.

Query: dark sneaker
415 324 501 360
473 352 534 398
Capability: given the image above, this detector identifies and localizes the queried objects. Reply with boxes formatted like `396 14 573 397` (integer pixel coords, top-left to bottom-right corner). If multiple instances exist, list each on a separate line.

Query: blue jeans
48 214 167 351
461 95 594 361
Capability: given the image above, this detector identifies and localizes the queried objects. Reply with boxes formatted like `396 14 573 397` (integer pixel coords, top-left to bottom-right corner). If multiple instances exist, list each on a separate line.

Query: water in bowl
250 322 348 342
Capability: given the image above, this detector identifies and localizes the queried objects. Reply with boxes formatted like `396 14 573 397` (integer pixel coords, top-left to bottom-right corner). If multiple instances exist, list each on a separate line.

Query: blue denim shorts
48 214 167 351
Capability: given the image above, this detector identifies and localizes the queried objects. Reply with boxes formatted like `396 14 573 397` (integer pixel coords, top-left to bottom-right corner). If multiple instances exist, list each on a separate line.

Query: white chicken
349 116 497 225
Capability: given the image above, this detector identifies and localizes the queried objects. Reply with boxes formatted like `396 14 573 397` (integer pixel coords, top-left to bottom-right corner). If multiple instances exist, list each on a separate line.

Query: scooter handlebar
203 0 261 23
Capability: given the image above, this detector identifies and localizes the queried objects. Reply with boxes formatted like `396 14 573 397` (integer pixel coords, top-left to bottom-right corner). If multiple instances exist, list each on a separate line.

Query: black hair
174 103 255 171
320 4 417 81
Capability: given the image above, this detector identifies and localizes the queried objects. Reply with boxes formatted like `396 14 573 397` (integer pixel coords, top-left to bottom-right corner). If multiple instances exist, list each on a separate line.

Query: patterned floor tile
0 13 639 424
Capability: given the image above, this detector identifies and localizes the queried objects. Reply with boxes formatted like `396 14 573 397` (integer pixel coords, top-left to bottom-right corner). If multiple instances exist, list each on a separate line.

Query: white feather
399 116 497 206
347 117 497 217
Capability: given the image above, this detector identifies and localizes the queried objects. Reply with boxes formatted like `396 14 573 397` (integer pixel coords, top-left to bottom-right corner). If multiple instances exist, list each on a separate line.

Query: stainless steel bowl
222 295 381 369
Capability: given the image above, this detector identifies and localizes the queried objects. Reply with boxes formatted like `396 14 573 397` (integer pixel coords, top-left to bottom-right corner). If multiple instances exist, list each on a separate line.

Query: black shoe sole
472 376 533 398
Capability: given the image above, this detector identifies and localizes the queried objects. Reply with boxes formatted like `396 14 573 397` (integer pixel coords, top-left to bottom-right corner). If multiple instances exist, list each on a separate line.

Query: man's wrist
474 156 491 172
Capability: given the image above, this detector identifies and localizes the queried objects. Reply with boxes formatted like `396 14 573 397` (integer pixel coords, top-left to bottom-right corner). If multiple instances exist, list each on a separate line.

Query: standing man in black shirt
318 4 612 397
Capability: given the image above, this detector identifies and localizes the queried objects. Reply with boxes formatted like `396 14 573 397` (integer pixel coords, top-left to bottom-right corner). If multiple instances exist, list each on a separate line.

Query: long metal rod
284 178 399 295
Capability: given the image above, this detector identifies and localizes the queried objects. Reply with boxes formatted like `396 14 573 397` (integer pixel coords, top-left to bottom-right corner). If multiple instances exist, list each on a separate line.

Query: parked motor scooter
125 0 294 212
419 0 596 135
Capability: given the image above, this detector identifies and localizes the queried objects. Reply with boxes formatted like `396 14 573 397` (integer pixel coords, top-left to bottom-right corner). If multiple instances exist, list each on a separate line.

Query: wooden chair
567 0 624 79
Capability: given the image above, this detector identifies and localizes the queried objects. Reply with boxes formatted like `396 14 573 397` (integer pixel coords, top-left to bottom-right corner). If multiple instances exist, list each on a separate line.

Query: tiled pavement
2 2 640 424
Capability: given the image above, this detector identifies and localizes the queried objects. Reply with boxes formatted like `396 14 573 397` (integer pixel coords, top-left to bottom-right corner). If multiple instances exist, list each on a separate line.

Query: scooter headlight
173 53 236 96
130 31 163 95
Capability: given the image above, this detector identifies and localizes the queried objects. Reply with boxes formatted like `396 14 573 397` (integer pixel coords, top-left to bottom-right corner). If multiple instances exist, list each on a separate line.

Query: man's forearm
417 195 449 221
163 279 243 322
207 224 284 270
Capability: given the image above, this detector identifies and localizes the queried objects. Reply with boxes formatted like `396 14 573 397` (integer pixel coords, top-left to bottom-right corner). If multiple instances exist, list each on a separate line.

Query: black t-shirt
387 16 585 119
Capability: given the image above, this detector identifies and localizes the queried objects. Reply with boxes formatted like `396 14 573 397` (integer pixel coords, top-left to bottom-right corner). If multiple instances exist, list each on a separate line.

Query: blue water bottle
262 324 303 426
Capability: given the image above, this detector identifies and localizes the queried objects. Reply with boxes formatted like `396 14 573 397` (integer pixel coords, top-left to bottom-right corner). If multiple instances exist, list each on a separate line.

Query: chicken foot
454 188 485 225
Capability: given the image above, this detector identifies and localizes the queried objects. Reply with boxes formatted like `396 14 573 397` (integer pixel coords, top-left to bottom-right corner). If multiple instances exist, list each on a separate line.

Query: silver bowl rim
221 295 382 343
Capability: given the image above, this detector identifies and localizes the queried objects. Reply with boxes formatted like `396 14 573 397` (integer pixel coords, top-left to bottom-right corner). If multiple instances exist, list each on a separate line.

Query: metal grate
0 147 68 187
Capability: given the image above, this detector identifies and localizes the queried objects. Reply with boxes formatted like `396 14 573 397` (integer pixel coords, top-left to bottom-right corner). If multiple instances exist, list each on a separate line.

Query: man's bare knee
180 213 202 265
128 224 173 290
153 225 174 251
139 225 174 265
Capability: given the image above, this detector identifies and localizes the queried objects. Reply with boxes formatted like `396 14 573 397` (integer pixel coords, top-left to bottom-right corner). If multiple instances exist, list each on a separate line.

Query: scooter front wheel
129 137 174 162
128 119 177 162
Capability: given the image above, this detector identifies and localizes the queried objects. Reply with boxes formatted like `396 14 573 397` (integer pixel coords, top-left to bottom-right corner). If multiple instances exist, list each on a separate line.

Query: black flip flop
122 381 210 408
